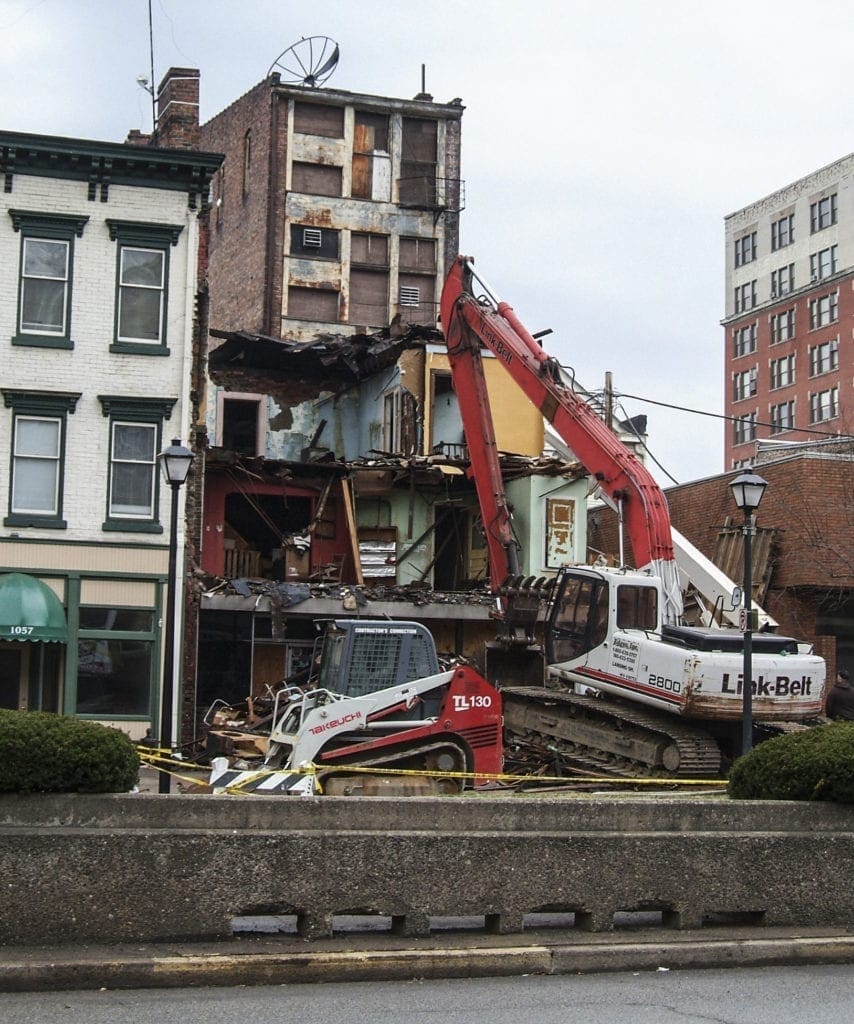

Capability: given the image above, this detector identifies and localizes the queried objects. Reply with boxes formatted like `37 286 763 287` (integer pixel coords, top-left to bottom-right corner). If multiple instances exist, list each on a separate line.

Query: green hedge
728 722 854 802
0 710 139 794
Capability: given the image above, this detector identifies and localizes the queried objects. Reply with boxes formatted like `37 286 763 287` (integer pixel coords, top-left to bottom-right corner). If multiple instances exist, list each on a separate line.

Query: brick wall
200 79 279 334
155 67 200 151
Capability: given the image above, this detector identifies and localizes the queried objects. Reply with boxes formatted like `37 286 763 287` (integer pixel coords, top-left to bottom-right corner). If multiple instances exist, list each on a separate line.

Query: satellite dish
268 37 340 87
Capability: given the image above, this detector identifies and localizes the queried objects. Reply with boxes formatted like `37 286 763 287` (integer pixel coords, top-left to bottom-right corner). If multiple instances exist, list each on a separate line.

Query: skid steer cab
208 619 503 796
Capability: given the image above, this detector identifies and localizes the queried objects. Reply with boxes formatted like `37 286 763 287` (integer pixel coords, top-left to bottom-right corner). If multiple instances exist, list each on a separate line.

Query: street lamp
729 468 768 756
157 438 194 794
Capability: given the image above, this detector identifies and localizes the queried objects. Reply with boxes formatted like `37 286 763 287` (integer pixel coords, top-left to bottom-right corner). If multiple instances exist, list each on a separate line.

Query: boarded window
293 101 344 138
399 237 436 271
352 111 391 201
288 286 339 322
290 224 340 259
349 269 388 327
291 162 343 197
398 273 436 322
400 118 438 206
351 232 389 266
545 499 574 569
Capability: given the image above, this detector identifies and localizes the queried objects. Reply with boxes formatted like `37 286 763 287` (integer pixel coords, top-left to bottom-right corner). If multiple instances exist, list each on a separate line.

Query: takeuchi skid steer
207 619 503 795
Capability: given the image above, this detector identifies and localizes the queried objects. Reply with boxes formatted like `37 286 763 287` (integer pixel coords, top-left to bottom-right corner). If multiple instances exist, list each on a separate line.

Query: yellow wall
424 351 544 457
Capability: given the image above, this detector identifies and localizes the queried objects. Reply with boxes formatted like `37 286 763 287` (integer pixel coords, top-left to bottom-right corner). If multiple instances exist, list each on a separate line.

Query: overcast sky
2 0 852 487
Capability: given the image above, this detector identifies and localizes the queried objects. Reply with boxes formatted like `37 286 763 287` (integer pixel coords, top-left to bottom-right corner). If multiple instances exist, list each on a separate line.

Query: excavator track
501 687 722 779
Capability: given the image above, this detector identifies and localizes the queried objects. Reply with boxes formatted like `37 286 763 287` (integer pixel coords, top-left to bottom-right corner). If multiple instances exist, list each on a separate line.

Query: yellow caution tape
135 744 727 792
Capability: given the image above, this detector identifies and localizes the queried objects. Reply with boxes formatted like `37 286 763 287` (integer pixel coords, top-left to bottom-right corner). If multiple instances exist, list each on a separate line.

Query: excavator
440 255 826 777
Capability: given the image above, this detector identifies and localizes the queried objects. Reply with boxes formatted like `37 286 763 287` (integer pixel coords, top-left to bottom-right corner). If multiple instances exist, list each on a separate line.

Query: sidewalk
2 925 853 992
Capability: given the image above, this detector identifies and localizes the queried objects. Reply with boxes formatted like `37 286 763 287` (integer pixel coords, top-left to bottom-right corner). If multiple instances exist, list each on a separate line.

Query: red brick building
666 445 853 681
723 153 854 469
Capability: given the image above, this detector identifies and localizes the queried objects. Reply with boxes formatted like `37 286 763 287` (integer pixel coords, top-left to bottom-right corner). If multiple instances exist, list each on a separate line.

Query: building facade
0 129 220 738
724 153 854 469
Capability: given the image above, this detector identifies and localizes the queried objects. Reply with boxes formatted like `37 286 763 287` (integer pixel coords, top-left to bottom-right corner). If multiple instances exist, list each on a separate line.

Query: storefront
0 572 67 711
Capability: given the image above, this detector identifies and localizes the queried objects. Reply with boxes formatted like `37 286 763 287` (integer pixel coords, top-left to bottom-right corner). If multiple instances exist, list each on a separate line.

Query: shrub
0 710 139 794
728 722 854 803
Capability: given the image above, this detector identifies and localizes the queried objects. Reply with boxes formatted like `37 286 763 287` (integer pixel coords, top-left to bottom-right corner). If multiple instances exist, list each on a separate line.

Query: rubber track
501 687 722 778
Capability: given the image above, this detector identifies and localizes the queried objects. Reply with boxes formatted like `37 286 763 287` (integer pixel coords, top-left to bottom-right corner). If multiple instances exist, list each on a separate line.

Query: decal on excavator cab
721 674 817 697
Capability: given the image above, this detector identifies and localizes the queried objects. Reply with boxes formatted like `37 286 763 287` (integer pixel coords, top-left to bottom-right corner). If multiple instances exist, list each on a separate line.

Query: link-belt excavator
440 255 825 776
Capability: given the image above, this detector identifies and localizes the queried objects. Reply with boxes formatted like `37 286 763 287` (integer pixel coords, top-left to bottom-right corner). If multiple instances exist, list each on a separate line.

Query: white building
0 129 220 738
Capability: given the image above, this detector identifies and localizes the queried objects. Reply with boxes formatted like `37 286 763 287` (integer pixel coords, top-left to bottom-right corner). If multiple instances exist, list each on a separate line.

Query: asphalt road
3 964 853 1024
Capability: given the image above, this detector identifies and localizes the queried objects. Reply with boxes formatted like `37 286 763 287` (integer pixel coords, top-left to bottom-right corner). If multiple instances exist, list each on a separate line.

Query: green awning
0 573 67 643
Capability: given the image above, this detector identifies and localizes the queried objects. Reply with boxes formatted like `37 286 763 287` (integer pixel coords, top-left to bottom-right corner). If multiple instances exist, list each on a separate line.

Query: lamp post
157 438 194 794
729 468 768 756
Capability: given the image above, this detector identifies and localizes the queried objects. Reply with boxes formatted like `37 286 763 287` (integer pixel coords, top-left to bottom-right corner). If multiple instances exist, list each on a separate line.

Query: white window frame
117 245 166 344
771 214 794 251
11 414 62 517
108 421 157 520
770 308 795 344
810 194 837 233
734 232 756 268
810 245 838 282
733 368 757 401
733 412 757 446
810 387 839 424
769 400 795 434
769 354 795 390
20 237 69 336
771 263 794 299
809 338 839 377
733 323 757 357
809 292 839 330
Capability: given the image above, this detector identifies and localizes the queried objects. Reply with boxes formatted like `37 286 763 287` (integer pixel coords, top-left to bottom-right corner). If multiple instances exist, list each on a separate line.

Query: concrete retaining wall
2 794 853 947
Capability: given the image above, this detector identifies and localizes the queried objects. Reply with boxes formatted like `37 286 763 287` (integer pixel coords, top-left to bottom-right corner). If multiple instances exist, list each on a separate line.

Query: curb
2 934 853 992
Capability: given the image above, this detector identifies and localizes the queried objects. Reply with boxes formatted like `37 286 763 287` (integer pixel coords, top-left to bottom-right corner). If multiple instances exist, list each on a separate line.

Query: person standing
826 669 854 721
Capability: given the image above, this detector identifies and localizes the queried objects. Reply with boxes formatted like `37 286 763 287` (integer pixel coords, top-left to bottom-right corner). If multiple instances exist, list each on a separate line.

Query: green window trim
2 389 80 530
97 394 177 533
9 210 89 349
106 221 183 355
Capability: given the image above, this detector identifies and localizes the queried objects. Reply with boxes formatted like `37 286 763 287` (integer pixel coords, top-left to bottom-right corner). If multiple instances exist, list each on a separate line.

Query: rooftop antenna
267 36 340 87
135 0 157 131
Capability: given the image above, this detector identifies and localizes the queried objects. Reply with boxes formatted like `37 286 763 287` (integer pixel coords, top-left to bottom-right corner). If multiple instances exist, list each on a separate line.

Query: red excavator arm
440 255 682 623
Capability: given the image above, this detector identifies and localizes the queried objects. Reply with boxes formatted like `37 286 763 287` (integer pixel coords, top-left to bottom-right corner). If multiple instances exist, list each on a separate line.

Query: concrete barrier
1 794 852 947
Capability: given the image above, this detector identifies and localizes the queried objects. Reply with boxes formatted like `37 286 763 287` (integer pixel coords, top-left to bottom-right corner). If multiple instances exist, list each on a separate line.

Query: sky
2 0 852 487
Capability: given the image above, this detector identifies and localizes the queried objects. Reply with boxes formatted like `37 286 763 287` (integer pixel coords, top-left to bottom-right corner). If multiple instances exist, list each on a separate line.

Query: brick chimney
154 67 200 150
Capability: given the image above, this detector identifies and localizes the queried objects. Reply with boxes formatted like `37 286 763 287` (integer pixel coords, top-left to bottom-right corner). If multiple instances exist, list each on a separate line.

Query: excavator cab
547 570 610 664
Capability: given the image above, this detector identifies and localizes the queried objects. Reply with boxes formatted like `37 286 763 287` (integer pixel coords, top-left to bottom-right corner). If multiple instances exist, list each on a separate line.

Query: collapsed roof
208 324 441 403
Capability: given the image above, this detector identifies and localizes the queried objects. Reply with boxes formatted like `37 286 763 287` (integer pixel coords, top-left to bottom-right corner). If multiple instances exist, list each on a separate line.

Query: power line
615 390 854 440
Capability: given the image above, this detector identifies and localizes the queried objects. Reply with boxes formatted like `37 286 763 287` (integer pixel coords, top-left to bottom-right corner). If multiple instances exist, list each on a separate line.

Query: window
616 585 658 631
810 387 838 424
352 111 391 201
810 193 837 233
733 322 757 356
769 354 795 390
734 231 756 267
733 412 757 446
293 101 344 138
770 308 795 344
220 396 263 455
734 280 756 313
810 338 838 377
76 606 157 717
97 395 176 532
289 224 339 259
809 291 838 329
770 401 795 434
287 286 339 322
350 232 389 266
771 214 794 251
242 130 251 198
771 263 794 298
381 388 416 454
733 367 757 401
810 245 837 282
399 117 438 206
291 162 343 197
107 221 182 355
9 210 89 348
399 236 437 271
2 389 80 528
108 423 157 519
